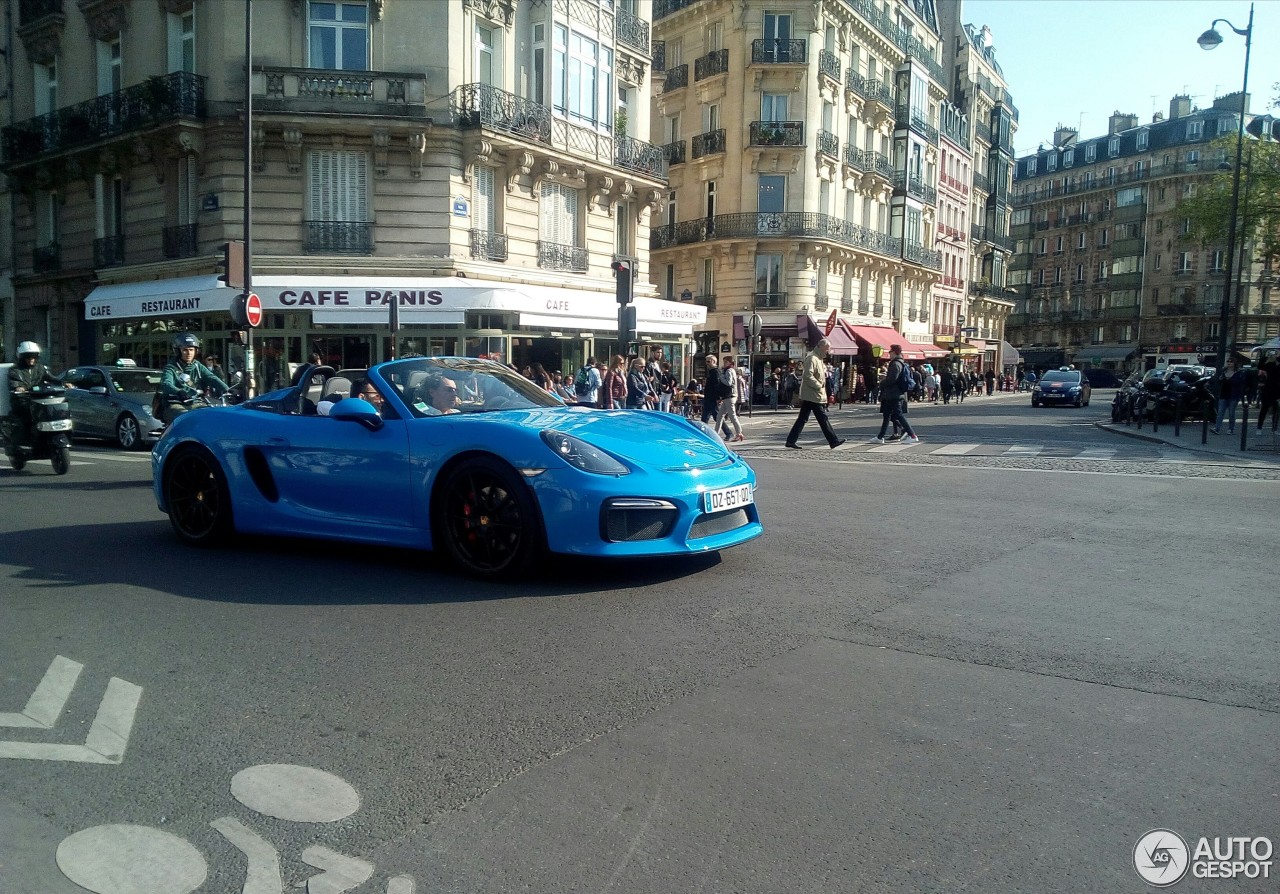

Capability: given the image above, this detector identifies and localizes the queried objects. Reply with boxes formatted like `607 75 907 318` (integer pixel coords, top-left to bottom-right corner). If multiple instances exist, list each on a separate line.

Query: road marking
210 817 281 894
57 824 208 894
1076 448 1118 460
301 845 374 893
0 656 142 763
930 443 982 455
0 655 83 728
231 764 361 822
868 442 918 453
1002 445 1044 457
73 451 153 463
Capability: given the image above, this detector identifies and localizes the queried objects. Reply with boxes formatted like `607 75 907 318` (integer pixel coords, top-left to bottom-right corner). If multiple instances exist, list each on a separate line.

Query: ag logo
1134 829 1191 887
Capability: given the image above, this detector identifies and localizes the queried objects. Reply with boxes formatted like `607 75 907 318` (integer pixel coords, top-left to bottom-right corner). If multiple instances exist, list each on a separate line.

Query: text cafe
82 275 706 384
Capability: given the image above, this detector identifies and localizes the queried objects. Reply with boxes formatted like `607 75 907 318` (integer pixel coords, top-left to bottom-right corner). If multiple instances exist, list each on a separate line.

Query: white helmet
17 341 40 358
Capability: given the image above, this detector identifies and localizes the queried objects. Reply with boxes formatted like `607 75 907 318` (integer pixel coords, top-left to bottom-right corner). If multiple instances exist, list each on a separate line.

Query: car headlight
1068 386 1081 393
541 430 630 475
1032 386 1042 394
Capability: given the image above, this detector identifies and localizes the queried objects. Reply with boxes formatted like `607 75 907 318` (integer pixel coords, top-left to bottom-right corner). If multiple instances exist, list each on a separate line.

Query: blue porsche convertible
152 357 762 577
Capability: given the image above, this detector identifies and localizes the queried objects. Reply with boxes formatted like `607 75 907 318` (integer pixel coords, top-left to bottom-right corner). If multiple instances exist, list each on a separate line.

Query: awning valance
1071 344 1136 365
1001 341 1022 367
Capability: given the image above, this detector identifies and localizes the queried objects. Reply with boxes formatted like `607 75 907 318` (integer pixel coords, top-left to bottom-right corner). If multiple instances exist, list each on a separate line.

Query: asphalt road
1 394 1276 894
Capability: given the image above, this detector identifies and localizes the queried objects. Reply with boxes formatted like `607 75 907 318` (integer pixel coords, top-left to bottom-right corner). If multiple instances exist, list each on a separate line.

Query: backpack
574 365 591 397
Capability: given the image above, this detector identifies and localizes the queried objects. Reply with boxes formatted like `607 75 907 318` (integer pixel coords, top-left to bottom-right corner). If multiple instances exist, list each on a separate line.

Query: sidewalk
1097 414 1280 464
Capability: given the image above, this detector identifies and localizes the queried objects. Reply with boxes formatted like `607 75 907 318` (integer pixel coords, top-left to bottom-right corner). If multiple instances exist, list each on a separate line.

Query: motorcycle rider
7 341 67 445
161 332 229 423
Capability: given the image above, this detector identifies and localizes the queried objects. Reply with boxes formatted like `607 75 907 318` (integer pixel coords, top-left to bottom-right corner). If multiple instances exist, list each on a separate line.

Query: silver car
60 364 165 449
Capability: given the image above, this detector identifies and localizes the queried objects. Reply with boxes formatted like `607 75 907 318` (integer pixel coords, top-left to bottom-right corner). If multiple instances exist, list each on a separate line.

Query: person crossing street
870 345 920 445
784 339 845 449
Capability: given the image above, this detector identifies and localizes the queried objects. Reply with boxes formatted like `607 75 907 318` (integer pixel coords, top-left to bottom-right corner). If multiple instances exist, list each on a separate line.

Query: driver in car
416 375 461 416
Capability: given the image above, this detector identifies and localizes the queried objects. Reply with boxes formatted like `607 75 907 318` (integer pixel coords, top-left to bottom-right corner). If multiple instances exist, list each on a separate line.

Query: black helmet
173 332 201 351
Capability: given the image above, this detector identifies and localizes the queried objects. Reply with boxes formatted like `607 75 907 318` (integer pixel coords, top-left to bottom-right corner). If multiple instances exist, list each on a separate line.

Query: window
1210 249 1225 272
540 181 580 251
308 1 368 71
34 57 58 115
553 24 613 129
1085 143 1096 163
176 155 198 227
1054 235 1064 254
761 11 792 61
1177 251 1191 272
701 257 714 295
37 190 59 248
1097 262 1108 280
1036 238 1046 255
1158 186 1166 202
755 252 783 299
1186 150 1199 166
1035 268 1045 286
1218 117 1234 135
706 20 724 51
1098 229 1109 247
532 23 545 105
760 93 789 122
1108 137 1120 157
1154 254 1162 271
1186 120 1203 140
168 8 195 74
1063 149 1074 167
1027 159 1037 176
1180 217 1191 235
96 174 124 239
1054 266 1063 284
1046 154 1057 172
1136 129 1149 150
615 202 633 256
308 149 369 223
664 264 674 300
472 164 497 233
475 20 502 85
1075 264 1085 283
97 35 122 96
757 175 784 212
1116 186 1144 207
1078 232 1086 249
705 179 716 218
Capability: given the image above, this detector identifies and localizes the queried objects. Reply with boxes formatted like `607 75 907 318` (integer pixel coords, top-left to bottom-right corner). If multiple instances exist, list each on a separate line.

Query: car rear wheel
116 414 142 450
434 456 541 578
164 447 233 546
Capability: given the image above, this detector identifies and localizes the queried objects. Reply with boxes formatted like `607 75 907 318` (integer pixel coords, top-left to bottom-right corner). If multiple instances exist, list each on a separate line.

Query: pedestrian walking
870 345 920 444
1211 360 1246 434
702 356 725 425
784 339 845 449
719 361 744 442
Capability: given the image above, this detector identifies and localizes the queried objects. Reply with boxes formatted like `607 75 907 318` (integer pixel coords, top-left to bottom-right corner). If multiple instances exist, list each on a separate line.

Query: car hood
468 407 734 470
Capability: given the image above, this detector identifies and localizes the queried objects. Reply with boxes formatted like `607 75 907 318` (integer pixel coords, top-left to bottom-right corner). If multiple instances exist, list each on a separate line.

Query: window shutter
473 165 494 232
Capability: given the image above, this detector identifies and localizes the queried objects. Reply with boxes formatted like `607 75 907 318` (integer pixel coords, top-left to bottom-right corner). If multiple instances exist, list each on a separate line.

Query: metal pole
1231 144 1255 348
1213 2 1253 374
243 0 255 395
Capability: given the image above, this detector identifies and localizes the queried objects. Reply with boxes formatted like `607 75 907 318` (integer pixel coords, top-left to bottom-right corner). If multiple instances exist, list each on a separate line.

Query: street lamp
1197 2 1253 371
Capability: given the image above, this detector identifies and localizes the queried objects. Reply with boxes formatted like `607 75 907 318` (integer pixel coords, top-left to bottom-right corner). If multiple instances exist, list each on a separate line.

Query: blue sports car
152 357 762 577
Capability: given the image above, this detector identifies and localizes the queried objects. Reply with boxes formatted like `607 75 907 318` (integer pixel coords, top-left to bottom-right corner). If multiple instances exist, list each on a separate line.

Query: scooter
1 383 73 474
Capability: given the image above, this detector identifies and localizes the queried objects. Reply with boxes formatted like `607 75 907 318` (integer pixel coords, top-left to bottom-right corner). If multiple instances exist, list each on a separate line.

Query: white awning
84 275 707 333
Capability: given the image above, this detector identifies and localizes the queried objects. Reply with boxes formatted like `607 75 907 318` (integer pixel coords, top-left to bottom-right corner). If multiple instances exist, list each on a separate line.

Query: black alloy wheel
434 457 541 578
51 446 70 475
164 447 233 546
116 414 142 450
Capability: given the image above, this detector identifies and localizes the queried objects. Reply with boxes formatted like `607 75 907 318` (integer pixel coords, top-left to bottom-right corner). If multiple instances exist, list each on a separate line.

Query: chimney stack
1053 126 1078 149
1169 95 1192 120
980 25 993 49
1109 111 1138 135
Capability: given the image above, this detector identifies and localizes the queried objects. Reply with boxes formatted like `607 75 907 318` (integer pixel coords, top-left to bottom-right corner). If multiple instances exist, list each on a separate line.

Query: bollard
1174 397 1182 437
1201 413 1209 445
1151 400 1159 433
1240 403 1250 452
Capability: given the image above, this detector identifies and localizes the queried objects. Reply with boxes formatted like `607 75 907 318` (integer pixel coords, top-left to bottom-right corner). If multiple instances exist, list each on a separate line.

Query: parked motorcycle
1 384 73 474
1152 371 1215 424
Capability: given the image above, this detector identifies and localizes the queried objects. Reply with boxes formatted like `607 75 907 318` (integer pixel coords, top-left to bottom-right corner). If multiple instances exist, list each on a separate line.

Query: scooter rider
7 341 67 444
161 332 229 423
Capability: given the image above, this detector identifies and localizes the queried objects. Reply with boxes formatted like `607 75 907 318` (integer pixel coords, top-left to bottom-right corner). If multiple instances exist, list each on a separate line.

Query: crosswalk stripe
868 442 918 452
1002 445 1043 457
71 452 152 463
1076 448 1117 460
931 443 982 455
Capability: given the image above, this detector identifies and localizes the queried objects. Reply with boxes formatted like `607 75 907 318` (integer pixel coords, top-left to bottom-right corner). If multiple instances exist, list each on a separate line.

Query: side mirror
329 396 384 431
89 386 108 395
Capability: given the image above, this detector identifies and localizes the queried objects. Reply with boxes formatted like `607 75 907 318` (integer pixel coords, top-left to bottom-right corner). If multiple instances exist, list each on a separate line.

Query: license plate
704 483 753 513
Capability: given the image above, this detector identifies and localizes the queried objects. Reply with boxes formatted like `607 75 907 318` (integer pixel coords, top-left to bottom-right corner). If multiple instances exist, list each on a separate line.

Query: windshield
1040 371 1079 384
111 370 163 393
380 357 563 417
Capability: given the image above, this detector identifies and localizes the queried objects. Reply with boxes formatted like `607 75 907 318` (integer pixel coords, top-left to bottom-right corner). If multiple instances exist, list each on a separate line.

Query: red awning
819 318 861 354
844 324 930 359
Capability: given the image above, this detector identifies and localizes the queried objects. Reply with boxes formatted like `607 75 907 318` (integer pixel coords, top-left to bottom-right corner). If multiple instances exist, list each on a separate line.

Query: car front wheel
116 414 142 450
164 447 233 546
433 456 541 578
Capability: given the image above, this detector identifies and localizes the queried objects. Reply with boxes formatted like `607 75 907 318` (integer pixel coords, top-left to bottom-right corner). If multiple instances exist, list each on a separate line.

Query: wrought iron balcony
32 243 60 274
469 229 508 262
974 121 992 144
754 292 790 309
163 224 199 259
652 40 666 72
749 120 803 147
3 71 206 168
903 242 943 270
816 129 838 158
1104 305 1139 320
653 0 698 20
305 222 372 254
649 211 902 262
451 83 550 142
537 241 588 273
894 172 937 205
843 144 866 172
856 149 894 179
694 48 729 81
691 128 726 159
662 139 686 166
818 49 841 82
614 6 649 55
615 135 666 177
751 39 806 64
94 234 125 268
863 78 895 109
694 294 716 310
663 64 689 92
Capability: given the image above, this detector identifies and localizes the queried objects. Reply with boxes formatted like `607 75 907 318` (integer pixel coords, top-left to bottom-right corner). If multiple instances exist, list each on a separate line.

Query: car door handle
267 437 290 447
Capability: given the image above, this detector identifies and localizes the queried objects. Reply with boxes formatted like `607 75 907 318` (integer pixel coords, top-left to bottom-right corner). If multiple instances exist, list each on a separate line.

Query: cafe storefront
82 275 705 389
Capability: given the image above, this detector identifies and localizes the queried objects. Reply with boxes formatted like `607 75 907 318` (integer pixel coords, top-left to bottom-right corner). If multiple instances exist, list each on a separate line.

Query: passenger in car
417 375 461 416
351 378 386 416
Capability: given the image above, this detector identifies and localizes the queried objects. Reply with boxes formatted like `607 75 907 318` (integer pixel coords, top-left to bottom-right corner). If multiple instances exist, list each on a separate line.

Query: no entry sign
232 292 263 329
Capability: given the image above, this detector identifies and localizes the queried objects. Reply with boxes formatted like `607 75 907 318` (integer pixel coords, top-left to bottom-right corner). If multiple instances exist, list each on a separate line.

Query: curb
1095 419 1280 463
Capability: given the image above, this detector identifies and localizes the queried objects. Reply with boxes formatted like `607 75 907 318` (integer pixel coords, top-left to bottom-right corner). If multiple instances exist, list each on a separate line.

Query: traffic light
610 258 634 305
620 304 638 345
217 240 246 289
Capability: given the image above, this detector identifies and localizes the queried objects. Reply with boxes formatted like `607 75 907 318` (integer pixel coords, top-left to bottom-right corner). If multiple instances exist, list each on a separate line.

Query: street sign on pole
749 313 763 338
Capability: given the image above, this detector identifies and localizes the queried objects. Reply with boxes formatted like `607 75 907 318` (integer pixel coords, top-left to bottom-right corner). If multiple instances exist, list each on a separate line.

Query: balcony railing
3 71 206 167
653 0 697 19
971 171 991 194
694 294 717 310
751 39 806 64
663 64 689 92
663 139 686 166
694 48 729 81
615 134 666 177
691 128 726 159
894 171 936 205
614 6 650 54
163 224 199 259
818 49 841 82
537 241 588 273
469 229 508 262
652 40 666 72
816 129 838 158
94 234 125 268
305 222 372 254
749 120 803 147
855 149 894 179
754 292 790 309
32 243 60 274
1104 305 1139 320
651 211 902 262
843 144 866 172
903 242 943 270
863 78 895 108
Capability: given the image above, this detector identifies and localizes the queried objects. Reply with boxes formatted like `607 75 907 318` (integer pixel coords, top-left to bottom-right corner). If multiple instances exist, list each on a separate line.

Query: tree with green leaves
1178 135 1280 263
